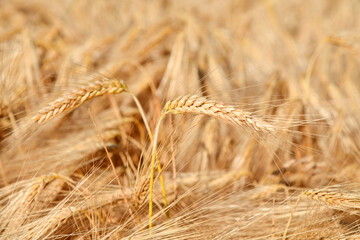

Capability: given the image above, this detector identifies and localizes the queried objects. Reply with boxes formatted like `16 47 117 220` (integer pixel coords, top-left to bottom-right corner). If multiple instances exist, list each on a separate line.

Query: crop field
0 0 360 239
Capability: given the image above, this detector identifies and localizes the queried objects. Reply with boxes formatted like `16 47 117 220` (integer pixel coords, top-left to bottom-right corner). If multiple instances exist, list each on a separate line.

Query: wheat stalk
29 189 130 239
148 95 276 229
33 78 170 227
33 78 128 124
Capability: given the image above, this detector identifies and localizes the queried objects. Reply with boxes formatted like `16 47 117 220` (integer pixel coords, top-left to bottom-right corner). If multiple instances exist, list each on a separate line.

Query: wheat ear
164 95 275 135
304 189 360 209
33 79 128 123
148 95 276 229
33 78 169 226
283 188 360 239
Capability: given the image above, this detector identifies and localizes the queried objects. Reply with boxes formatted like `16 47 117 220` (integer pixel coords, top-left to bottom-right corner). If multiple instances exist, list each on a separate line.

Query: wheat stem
149 95 276 229
130 92 169 219
149 114 165 230
33 78 169 224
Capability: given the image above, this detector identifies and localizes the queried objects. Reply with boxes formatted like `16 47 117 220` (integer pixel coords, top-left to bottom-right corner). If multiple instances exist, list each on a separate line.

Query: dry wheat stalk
33 78 128 123
164 95 276 135
2 174 70 234
304 189 360 209
26 173 68 207
26 188 131 239
33 77 171 228
28 207 79 239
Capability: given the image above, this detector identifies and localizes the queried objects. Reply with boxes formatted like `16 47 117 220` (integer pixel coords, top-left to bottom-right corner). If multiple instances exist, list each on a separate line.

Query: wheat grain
33 78 128 124
164 95 276 135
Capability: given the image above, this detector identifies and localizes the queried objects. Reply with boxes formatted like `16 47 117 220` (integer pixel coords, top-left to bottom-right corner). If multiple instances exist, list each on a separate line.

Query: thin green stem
129 91 169 218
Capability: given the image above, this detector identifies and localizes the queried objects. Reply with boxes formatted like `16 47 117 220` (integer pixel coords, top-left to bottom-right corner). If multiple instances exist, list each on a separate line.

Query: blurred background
0 1 360 239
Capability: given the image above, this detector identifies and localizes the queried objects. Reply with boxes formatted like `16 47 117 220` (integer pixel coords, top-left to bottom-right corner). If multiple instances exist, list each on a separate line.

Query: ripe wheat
304 189 360 209
283 188 360 239
164 95 275 135
33 79 128 124
131 177 150 211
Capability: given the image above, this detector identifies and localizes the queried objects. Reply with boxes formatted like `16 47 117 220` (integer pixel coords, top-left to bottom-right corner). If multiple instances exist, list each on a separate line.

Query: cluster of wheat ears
1 0 360 239
32 78 279 229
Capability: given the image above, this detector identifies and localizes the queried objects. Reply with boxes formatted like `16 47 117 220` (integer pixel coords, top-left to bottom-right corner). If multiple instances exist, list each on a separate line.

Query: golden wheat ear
304 189 360 209
164 95 276 135
32 79 128 124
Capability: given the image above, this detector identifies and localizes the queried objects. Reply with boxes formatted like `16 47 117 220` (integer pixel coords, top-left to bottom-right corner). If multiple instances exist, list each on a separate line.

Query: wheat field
1 0 360 239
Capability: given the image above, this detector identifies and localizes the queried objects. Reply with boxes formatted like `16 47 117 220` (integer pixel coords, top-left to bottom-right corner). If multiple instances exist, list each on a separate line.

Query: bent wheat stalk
32 78 169 223
149 95 276 229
